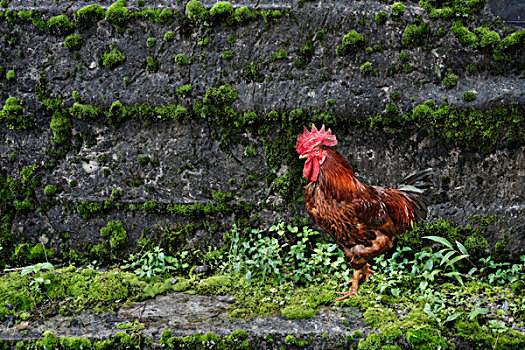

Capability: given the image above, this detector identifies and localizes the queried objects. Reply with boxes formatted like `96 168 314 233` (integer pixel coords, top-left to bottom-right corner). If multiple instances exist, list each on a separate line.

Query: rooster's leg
335 268 361 301
361 264 376 280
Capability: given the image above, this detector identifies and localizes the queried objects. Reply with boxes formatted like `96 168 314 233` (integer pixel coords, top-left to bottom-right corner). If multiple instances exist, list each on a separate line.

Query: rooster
296 124 431 300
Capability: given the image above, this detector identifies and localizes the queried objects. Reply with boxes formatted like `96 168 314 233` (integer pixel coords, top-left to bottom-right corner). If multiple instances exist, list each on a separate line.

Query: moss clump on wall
443 73 458 89
100 220 128 252
210 1 234 24
336 30 366 56
1 97 33 130
144 56 159 72
64 34 83 51
398 220 488 258
390 2 406 20
462 91 476 101
74 4 105 26
163 30 174 42
105 0 129 29
401 22 430 47
186 0 209 22
234 7 257 24
47 14 76 35
451 20 478 46
100 44 126 69
374 11 388 24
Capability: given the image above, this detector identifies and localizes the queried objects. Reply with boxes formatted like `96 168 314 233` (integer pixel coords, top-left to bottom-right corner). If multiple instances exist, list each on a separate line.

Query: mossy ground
1 247 523 349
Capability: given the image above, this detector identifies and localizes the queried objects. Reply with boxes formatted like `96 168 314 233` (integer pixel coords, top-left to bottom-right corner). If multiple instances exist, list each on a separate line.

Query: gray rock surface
0 1 524 260
0 292 365 348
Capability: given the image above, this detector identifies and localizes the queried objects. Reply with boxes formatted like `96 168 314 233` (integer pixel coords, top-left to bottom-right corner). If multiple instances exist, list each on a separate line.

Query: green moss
47 14 76 35
60 336 92 349
284 335 310 347
74 4 105 26
174 53 188 66
375 11 388 24
451 20 478 46
281 304 316 319
234 7 257 23
210 1 234 19
2 97 33 130
475 27 501 48
5 69 15 81
44 185 57 196
69 102 101 120
390 91 402 100
360 61 376 76
100 220 128 251
295 40 314 68
163 31 174 42
443 73 458 89
106 0 129 29
186 0 208 22
222 50 234 59
38 331 59 349
390 2 406 20
462 91 476 102
144 57 159 72
176 84 192 98
146 37 156 48
402 22 430 46
493 29 525 61
101 45 126 69
336 30 366 56
269 49 288 62
64 34 83 51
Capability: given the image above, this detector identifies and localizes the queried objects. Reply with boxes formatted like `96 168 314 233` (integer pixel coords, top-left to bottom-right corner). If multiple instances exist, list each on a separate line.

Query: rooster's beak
299 154 307 159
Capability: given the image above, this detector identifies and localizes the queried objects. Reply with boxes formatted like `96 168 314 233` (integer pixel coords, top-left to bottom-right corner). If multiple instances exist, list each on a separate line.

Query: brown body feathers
304 146 429 269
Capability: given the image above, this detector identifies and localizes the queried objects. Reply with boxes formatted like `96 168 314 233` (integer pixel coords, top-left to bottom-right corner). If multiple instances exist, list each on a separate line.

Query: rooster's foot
335 290 359 301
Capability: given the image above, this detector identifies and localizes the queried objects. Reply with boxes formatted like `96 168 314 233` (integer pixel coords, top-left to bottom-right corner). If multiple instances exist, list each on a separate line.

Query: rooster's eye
314 149 320 154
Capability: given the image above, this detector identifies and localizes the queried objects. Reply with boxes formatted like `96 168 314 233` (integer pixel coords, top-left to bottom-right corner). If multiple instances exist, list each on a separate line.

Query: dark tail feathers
397 168 433 222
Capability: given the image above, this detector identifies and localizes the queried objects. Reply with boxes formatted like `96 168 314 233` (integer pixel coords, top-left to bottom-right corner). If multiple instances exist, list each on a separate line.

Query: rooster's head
296 124 338 182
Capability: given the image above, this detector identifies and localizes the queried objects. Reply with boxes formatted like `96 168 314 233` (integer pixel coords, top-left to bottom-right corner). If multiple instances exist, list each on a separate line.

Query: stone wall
1 0 524 262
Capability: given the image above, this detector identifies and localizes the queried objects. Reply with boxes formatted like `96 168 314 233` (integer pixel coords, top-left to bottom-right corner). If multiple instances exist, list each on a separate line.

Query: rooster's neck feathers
314 147 368 202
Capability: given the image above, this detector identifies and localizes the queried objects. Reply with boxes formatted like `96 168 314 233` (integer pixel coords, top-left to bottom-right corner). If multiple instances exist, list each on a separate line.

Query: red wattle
303 158 320 182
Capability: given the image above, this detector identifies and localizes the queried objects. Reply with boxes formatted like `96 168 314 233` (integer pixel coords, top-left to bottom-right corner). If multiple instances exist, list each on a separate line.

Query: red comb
296 124 338 155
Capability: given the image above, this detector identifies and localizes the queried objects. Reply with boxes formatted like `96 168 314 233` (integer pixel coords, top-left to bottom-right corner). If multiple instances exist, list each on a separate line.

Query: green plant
2 97 34 130
462 91 476 101
44 185 57 196
106 0 129 29
210 1 234 18
269 49 287 62
174 53 188 66
74 4 105 26
186 0 208 22
443 73 458 89
402 22 430 46
144 56 159 72
100 220 128 251
390 91 402 100
163 31 174 42
101 45 126 69
360 61 376 75
126 247 184 278
390 2 406 20
64 34 83 51
375 11 388 24
146 37 156 48
336 30 366 56
6 69 15 81
222 50 234 59
47 14 75 35
21 262 55 294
